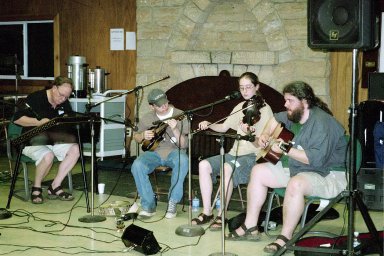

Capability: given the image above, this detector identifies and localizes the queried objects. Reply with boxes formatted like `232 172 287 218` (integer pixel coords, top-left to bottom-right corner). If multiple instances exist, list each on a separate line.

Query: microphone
235 134 255 142
25 103 41 120
225 91 241 100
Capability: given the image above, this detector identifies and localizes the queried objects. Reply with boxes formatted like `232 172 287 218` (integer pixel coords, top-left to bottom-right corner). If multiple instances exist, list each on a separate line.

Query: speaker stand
274 49 382 256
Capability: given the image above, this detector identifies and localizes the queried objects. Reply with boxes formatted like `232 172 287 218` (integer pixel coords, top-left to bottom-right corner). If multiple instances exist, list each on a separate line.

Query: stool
152 166 172 198
133 166 173 201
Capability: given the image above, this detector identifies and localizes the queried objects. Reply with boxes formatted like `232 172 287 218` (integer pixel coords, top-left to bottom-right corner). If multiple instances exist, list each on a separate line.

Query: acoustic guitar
141 114 185 151
256 123 294 164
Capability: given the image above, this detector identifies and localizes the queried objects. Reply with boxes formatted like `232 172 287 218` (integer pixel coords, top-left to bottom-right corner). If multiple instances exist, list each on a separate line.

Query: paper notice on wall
110 28 124 51
126 32 136 50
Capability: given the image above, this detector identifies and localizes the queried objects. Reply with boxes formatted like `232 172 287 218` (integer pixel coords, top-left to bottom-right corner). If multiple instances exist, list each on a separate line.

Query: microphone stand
14 54 20 113
134 88 140 158
78 96 106 223
207 133 240 256
175 95 241 237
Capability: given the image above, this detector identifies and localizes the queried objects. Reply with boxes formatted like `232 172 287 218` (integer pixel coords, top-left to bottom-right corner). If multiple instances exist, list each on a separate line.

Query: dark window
27 23 54 77
0 24 24 76
0 21 54 79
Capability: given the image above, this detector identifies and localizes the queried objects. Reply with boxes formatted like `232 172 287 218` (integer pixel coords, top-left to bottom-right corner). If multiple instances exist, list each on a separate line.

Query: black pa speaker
308 0 378 50
368 72 384 100
121 224 161 255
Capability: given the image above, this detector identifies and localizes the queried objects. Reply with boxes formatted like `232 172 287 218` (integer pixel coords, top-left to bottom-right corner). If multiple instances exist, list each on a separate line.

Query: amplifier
357 168 384 211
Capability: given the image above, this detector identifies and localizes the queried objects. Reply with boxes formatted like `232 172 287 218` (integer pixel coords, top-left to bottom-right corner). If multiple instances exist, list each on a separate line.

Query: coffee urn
88 66 109 95
67 56 88 98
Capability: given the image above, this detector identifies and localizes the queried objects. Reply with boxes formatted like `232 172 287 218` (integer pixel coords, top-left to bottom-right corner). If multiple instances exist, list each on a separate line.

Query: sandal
263 234 289 253
209 216 227 232
191 213 214 225
31 186 43 204
47 185 74 201
226 223 260 241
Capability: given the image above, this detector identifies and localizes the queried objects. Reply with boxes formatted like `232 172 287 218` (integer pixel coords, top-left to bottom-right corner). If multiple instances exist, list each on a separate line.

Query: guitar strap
281 123 302 168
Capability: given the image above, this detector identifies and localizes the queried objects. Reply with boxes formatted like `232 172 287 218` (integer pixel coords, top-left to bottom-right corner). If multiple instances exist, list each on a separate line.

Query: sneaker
138 210 156 218
165 200 177 219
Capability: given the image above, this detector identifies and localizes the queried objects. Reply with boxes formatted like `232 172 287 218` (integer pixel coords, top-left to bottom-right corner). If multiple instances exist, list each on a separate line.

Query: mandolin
141 114 185 151
256 123 294 164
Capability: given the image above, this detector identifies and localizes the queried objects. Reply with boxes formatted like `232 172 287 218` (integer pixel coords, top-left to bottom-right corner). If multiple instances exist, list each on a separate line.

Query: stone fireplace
136 0 330 114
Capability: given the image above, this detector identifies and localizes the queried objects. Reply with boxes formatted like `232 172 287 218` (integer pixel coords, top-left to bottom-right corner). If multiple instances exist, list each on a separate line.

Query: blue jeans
131 149 188 212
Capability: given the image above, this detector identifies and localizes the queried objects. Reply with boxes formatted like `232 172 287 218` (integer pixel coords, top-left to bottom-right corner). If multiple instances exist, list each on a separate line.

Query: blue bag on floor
373 121 384 169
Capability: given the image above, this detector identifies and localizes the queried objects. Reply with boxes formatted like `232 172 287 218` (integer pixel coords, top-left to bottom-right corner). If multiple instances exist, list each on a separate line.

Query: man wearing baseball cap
130 88 189 219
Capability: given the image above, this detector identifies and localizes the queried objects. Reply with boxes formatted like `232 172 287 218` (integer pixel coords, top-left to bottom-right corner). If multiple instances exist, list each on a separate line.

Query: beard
287 104 304 123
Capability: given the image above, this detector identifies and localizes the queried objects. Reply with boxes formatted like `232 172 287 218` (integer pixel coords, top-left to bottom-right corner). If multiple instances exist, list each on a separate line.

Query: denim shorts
205 153 256 187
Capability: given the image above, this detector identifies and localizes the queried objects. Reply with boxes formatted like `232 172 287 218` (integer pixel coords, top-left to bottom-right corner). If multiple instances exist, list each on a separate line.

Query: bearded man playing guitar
131 88 189 219
227 81 348 254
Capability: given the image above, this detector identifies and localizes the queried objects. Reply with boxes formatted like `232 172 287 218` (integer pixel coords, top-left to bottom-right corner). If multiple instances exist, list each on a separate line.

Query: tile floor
0 158 383 256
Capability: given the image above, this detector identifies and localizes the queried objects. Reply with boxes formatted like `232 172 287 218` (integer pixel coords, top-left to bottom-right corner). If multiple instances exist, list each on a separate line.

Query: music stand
274 49 382 256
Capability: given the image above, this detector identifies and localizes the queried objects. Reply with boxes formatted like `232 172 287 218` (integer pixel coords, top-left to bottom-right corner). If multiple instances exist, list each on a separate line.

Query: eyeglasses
239 84 255 92
55 86 70 99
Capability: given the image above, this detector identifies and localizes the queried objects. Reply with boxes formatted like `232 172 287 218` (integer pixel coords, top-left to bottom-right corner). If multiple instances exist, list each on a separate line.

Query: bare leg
210 163 234 229
265 175 311 250
218 163 234 216
49 144 79 195
32 152 55 203
33 152 55 188
191 160 214 224
231 163 285 236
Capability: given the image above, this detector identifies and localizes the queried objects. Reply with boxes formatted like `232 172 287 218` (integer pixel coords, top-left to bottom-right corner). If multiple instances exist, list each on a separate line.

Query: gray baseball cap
147 88 169 107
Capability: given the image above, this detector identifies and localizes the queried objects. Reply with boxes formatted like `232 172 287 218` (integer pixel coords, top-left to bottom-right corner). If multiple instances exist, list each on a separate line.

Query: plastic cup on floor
98 183 105 194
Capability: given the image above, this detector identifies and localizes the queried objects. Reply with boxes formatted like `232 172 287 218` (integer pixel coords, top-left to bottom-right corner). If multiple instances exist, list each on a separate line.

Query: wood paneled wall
0 0 137 119
330 51 369 133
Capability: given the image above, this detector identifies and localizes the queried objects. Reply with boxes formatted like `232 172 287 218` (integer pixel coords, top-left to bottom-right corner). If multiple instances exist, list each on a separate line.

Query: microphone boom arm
152 92 238 126
86 75 170 111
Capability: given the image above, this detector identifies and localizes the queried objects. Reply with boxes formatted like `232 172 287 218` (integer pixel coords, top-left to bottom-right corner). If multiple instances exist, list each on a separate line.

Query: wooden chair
151 166 172 198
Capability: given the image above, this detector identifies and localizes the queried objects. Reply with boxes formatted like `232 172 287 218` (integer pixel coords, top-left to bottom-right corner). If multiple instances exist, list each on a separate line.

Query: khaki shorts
268 162 347 199
22 144 76 166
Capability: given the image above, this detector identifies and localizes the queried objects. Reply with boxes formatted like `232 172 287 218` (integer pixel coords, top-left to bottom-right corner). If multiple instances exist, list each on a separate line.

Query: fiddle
242 92 266 125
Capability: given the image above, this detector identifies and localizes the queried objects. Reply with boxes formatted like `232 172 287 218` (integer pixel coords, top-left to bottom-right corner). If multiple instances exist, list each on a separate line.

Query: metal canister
67 56 88 98
89 66 109 95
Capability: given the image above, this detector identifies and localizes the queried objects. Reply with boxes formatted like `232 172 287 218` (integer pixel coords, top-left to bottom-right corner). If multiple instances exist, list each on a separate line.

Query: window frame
0 19 54 80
